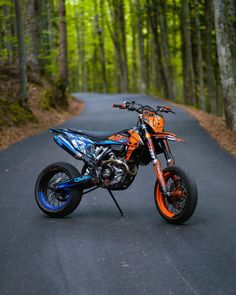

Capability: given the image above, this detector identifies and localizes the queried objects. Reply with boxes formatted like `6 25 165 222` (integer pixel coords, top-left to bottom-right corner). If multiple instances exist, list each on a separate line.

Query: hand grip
112 104 122 108
112 101 130 109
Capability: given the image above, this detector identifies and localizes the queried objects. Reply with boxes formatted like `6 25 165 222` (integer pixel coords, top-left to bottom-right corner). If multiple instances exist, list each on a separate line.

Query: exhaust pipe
54 134 83 160
101 159 137 176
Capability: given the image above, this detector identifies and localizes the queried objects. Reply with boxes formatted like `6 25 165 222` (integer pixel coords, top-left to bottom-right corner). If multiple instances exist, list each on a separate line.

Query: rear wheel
35 162 83 217
154 166 197 224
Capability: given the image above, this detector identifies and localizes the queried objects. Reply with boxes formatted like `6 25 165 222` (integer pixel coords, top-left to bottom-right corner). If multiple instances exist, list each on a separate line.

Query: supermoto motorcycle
35 100 198 224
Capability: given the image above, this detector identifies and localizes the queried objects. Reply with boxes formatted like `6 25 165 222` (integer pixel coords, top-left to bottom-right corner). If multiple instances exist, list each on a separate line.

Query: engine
82 146 138 190
98 151 138 190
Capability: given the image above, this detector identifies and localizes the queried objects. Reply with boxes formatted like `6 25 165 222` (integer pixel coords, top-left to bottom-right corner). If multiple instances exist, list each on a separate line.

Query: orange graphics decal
143 111 164 132
125 130 142 160
151 132 185 142
108 134 128 144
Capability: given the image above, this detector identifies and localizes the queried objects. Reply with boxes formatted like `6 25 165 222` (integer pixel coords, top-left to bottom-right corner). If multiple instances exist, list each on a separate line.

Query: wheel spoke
161 172 187 215
41 170 72 209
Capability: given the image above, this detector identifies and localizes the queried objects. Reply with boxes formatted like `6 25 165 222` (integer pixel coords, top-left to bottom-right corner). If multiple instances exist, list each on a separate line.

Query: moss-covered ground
0 66 83 149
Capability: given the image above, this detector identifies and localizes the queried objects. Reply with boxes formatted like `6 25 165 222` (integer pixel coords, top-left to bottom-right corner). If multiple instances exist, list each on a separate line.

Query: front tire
35 162 83 217
154 166 198 224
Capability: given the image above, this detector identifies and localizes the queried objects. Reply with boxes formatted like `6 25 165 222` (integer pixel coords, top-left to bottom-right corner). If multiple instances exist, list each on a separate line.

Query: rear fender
50 129 98 165
50 128 87 159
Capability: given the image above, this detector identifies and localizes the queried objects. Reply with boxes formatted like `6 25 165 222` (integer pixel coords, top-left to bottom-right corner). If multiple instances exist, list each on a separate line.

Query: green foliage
0 98 36 127
65 0 187 96
39 80 69 110
0 0 232 123
39 89 52 110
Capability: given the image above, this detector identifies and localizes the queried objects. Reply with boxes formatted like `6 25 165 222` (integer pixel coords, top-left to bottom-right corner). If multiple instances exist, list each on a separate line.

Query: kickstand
107 189 124 216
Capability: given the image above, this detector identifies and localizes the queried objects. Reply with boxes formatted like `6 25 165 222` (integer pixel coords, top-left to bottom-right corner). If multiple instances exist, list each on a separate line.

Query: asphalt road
0 94 236 295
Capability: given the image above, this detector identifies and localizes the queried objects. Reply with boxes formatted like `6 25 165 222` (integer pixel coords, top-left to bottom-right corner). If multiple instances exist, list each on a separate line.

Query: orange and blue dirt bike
35 101 197 224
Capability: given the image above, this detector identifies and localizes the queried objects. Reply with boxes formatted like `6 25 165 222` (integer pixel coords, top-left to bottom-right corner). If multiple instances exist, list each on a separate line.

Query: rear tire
154 166 198 224
35 162 83 217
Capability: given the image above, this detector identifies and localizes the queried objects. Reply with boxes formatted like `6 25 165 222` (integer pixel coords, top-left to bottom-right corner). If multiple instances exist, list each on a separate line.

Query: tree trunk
58 0 68 90
92 43 99 92
14 0 27 104
159 0 175 99
147 0 165 96
180 0 196 105
80 19 87 92
2 5 13 64
37 0 51 74
172 0 177 58
214 0 236 131
47 0 54 53
95 0 108 93
73 0 84 91
119 0 129 92
148 0 173 99
194 0 205 110
145 21 150 92
135 0 147 93
130 0 138 93
24 0 40 72
0 7 3 65
107 0 129 92
170 0 178 98
204 0 217 114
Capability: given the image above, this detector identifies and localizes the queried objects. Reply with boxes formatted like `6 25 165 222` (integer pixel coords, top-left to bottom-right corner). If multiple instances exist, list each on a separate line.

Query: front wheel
35 162 83 217
154 166 198 224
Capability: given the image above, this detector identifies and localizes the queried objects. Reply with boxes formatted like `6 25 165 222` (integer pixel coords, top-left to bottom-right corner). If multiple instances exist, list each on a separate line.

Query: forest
0 0 236 131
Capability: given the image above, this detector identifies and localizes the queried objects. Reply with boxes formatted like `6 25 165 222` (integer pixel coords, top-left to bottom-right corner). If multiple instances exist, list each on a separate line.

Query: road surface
0 94 236 295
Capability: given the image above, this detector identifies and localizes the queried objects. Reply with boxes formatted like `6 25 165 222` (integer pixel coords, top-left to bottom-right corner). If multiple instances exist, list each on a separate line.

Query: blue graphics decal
52 129 123 159
56 175 92 189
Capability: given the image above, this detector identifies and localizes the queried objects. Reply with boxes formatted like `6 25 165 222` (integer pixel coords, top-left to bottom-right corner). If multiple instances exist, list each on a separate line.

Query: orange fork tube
154 160 168 196
145 133 168 196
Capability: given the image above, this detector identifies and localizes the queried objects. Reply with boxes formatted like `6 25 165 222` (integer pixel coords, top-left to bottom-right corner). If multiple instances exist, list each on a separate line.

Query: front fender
152 132 185 142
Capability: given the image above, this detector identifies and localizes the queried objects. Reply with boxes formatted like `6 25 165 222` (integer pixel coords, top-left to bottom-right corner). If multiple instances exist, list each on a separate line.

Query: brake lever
160 106 176 114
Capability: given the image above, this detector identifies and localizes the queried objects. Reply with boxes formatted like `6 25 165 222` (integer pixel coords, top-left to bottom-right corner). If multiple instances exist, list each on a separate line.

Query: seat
68 128 129 141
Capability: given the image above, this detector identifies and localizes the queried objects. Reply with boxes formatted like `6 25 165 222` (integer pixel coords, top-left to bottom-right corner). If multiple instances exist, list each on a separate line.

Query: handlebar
112 100 176 114
112 102 127 109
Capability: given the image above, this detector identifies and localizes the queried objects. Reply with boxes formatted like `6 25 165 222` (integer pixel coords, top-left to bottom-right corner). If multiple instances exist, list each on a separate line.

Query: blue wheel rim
38 171 73 211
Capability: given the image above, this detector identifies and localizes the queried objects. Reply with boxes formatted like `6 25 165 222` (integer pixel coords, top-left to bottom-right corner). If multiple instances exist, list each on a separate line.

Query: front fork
142 124 171 197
